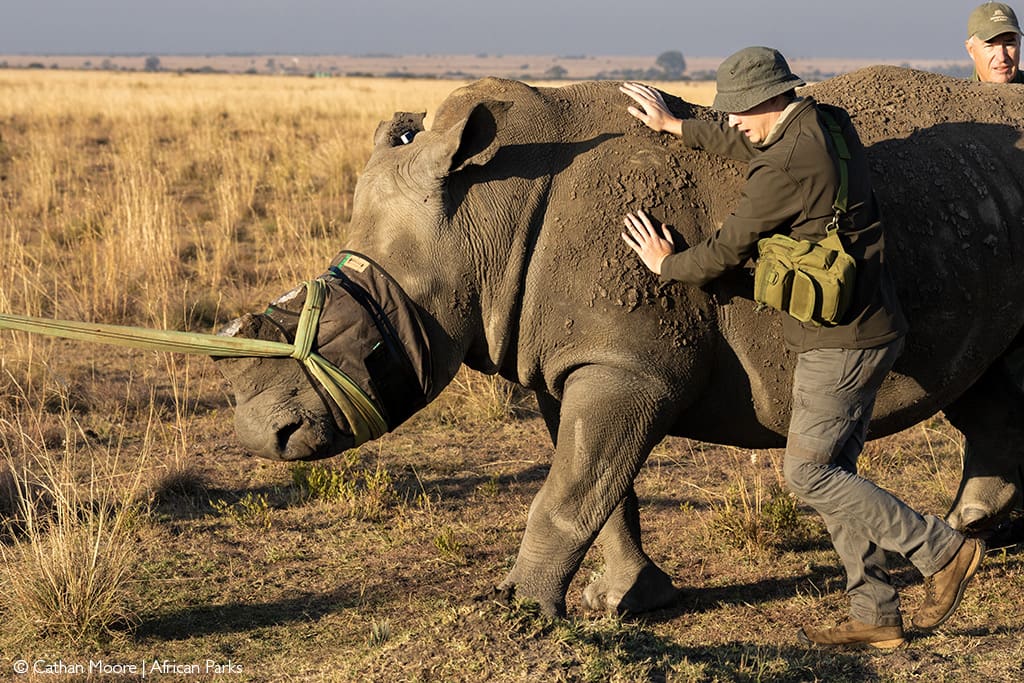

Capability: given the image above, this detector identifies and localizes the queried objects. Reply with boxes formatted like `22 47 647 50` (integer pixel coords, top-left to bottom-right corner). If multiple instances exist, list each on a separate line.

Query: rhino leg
496 366 676 616
943 363 1024 539
581 488 680 614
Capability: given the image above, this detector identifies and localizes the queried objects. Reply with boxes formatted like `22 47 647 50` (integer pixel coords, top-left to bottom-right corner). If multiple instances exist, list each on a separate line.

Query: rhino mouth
275 414 356 462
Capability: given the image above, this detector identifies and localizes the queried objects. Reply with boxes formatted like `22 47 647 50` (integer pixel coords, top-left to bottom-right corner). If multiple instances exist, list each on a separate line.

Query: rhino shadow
865 121 1024 398
133 588 353 641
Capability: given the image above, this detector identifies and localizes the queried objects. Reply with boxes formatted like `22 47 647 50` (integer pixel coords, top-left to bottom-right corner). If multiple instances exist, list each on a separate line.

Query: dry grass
0 71 460 329
0 70 1020 681
0 404 147 646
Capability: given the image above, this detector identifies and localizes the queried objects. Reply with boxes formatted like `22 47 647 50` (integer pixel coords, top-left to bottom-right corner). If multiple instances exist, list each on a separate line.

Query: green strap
290 279 388 445
817 109 850 220
0 278 388 447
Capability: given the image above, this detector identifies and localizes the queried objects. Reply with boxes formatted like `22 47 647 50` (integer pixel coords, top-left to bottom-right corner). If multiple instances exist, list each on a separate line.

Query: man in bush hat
618 46 984 649
966 2 1022 83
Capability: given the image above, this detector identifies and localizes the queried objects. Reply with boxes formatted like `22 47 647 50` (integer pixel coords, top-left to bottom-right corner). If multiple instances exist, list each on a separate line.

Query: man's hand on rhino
620 82 683 137
621 210 674 275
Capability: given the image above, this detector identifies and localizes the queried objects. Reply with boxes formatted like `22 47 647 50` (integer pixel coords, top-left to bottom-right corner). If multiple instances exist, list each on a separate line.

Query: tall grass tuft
700 449 813 552
0 398 147 645
431 368 537 425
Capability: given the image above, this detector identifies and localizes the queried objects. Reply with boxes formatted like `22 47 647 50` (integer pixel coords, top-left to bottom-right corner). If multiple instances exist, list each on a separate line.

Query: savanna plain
0 69 1022 682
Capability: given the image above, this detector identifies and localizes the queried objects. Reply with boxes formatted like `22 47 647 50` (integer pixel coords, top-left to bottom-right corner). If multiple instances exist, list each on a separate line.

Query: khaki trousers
783 337 963 625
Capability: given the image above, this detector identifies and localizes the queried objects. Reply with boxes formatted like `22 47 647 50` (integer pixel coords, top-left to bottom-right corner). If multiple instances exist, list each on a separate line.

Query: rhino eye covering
399 130 415 145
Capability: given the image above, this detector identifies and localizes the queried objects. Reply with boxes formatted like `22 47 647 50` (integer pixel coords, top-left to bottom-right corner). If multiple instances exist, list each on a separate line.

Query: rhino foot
493 577 567 617
979 512 1024 550
949 504 1004 535
582 563 680 615
947 473 1022 536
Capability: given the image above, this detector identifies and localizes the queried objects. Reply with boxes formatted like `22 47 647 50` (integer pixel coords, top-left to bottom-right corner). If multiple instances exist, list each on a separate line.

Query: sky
0 1 990 60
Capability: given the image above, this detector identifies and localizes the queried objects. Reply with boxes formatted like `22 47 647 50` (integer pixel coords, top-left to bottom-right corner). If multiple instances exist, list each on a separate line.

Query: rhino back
806 67 1024 432
466 70 1024 446
496 80 782 442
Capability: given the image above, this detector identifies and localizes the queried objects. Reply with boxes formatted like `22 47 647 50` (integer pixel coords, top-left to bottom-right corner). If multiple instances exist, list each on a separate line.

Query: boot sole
797 628 907 650
912 539 986 631
866 637 908 650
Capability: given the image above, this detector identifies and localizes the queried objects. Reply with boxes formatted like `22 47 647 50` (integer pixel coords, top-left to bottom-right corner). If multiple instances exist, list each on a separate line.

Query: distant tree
655 50 687 79
144 55 161 72
544 65 568 80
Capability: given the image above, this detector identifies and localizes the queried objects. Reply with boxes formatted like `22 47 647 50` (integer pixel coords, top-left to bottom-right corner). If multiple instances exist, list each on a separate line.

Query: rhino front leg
534 391 679 614
497 365 676 616
943 364 1024 537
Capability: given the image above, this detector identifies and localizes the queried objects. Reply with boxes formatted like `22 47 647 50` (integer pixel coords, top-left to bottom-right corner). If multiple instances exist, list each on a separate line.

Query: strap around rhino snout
290 278 389 447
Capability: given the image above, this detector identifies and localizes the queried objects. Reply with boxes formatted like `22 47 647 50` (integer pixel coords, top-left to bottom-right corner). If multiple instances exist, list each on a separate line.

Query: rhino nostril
275 421 303 454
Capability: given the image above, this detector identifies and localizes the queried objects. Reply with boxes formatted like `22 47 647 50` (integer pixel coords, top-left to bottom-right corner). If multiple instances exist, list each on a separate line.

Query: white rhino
215 66 1024 616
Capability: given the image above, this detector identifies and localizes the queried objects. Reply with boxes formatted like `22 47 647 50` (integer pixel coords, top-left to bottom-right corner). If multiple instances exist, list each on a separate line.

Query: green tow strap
817 108 850 219
0 278 388 447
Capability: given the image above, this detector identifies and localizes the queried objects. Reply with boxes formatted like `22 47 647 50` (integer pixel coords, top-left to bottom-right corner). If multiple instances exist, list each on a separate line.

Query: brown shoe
797 618 906 650
912 537 985 631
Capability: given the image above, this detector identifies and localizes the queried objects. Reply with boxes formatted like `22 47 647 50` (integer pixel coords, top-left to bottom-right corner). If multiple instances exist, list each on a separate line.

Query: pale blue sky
0 1 990 59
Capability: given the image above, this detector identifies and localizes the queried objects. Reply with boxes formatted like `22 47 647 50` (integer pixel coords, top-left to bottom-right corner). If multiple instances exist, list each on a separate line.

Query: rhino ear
448 99 512 172
418 100 512 178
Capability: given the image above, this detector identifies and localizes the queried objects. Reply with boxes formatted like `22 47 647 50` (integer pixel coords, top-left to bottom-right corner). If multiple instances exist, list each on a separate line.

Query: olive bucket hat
712 46 806 114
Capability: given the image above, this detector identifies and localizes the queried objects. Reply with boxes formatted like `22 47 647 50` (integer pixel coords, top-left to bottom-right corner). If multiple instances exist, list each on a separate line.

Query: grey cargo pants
783 338 964 626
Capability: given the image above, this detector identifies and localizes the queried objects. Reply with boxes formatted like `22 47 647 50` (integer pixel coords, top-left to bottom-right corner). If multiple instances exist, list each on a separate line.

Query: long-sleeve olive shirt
659 97 908 352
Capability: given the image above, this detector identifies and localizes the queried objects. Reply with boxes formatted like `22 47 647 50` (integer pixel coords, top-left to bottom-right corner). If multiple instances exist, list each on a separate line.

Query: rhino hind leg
942 363 1024 544
581 489 681 615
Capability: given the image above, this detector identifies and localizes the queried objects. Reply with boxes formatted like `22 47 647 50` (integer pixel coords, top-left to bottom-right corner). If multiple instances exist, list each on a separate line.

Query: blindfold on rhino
215 253 432 462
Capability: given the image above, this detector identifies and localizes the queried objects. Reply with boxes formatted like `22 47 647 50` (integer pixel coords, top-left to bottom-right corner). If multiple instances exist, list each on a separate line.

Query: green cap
712 47 805 114
968 2 1021 41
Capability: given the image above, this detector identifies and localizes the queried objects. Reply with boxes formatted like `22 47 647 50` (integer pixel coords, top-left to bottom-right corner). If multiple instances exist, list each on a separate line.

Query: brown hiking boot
912 537 985 631
797 618 906 650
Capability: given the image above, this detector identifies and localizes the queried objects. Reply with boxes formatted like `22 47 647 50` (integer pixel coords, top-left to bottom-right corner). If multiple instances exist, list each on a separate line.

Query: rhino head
216 91 519 462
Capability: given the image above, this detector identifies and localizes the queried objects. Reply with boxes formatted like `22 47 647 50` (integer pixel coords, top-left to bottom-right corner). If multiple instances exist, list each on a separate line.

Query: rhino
214 66 1024 617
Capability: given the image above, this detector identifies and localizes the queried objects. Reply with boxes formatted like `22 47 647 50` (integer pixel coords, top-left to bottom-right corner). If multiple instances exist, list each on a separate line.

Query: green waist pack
753 228 856 326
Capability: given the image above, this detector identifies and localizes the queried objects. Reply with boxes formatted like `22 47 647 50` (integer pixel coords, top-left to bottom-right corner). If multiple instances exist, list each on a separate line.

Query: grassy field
1 70 1022 682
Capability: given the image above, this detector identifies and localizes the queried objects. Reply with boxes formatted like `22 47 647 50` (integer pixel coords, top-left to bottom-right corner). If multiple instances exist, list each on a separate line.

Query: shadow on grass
133 588 353 641
497 600 881 682
598 637 878 683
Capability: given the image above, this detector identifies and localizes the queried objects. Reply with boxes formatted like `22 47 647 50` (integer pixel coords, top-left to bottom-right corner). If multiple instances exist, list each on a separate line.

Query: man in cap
619 46 984 649
966 2 1022 83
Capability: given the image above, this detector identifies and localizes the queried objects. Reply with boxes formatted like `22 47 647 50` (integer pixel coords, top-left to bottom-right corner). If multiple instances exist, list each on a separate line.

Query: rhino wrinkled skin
217 67 1024 616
